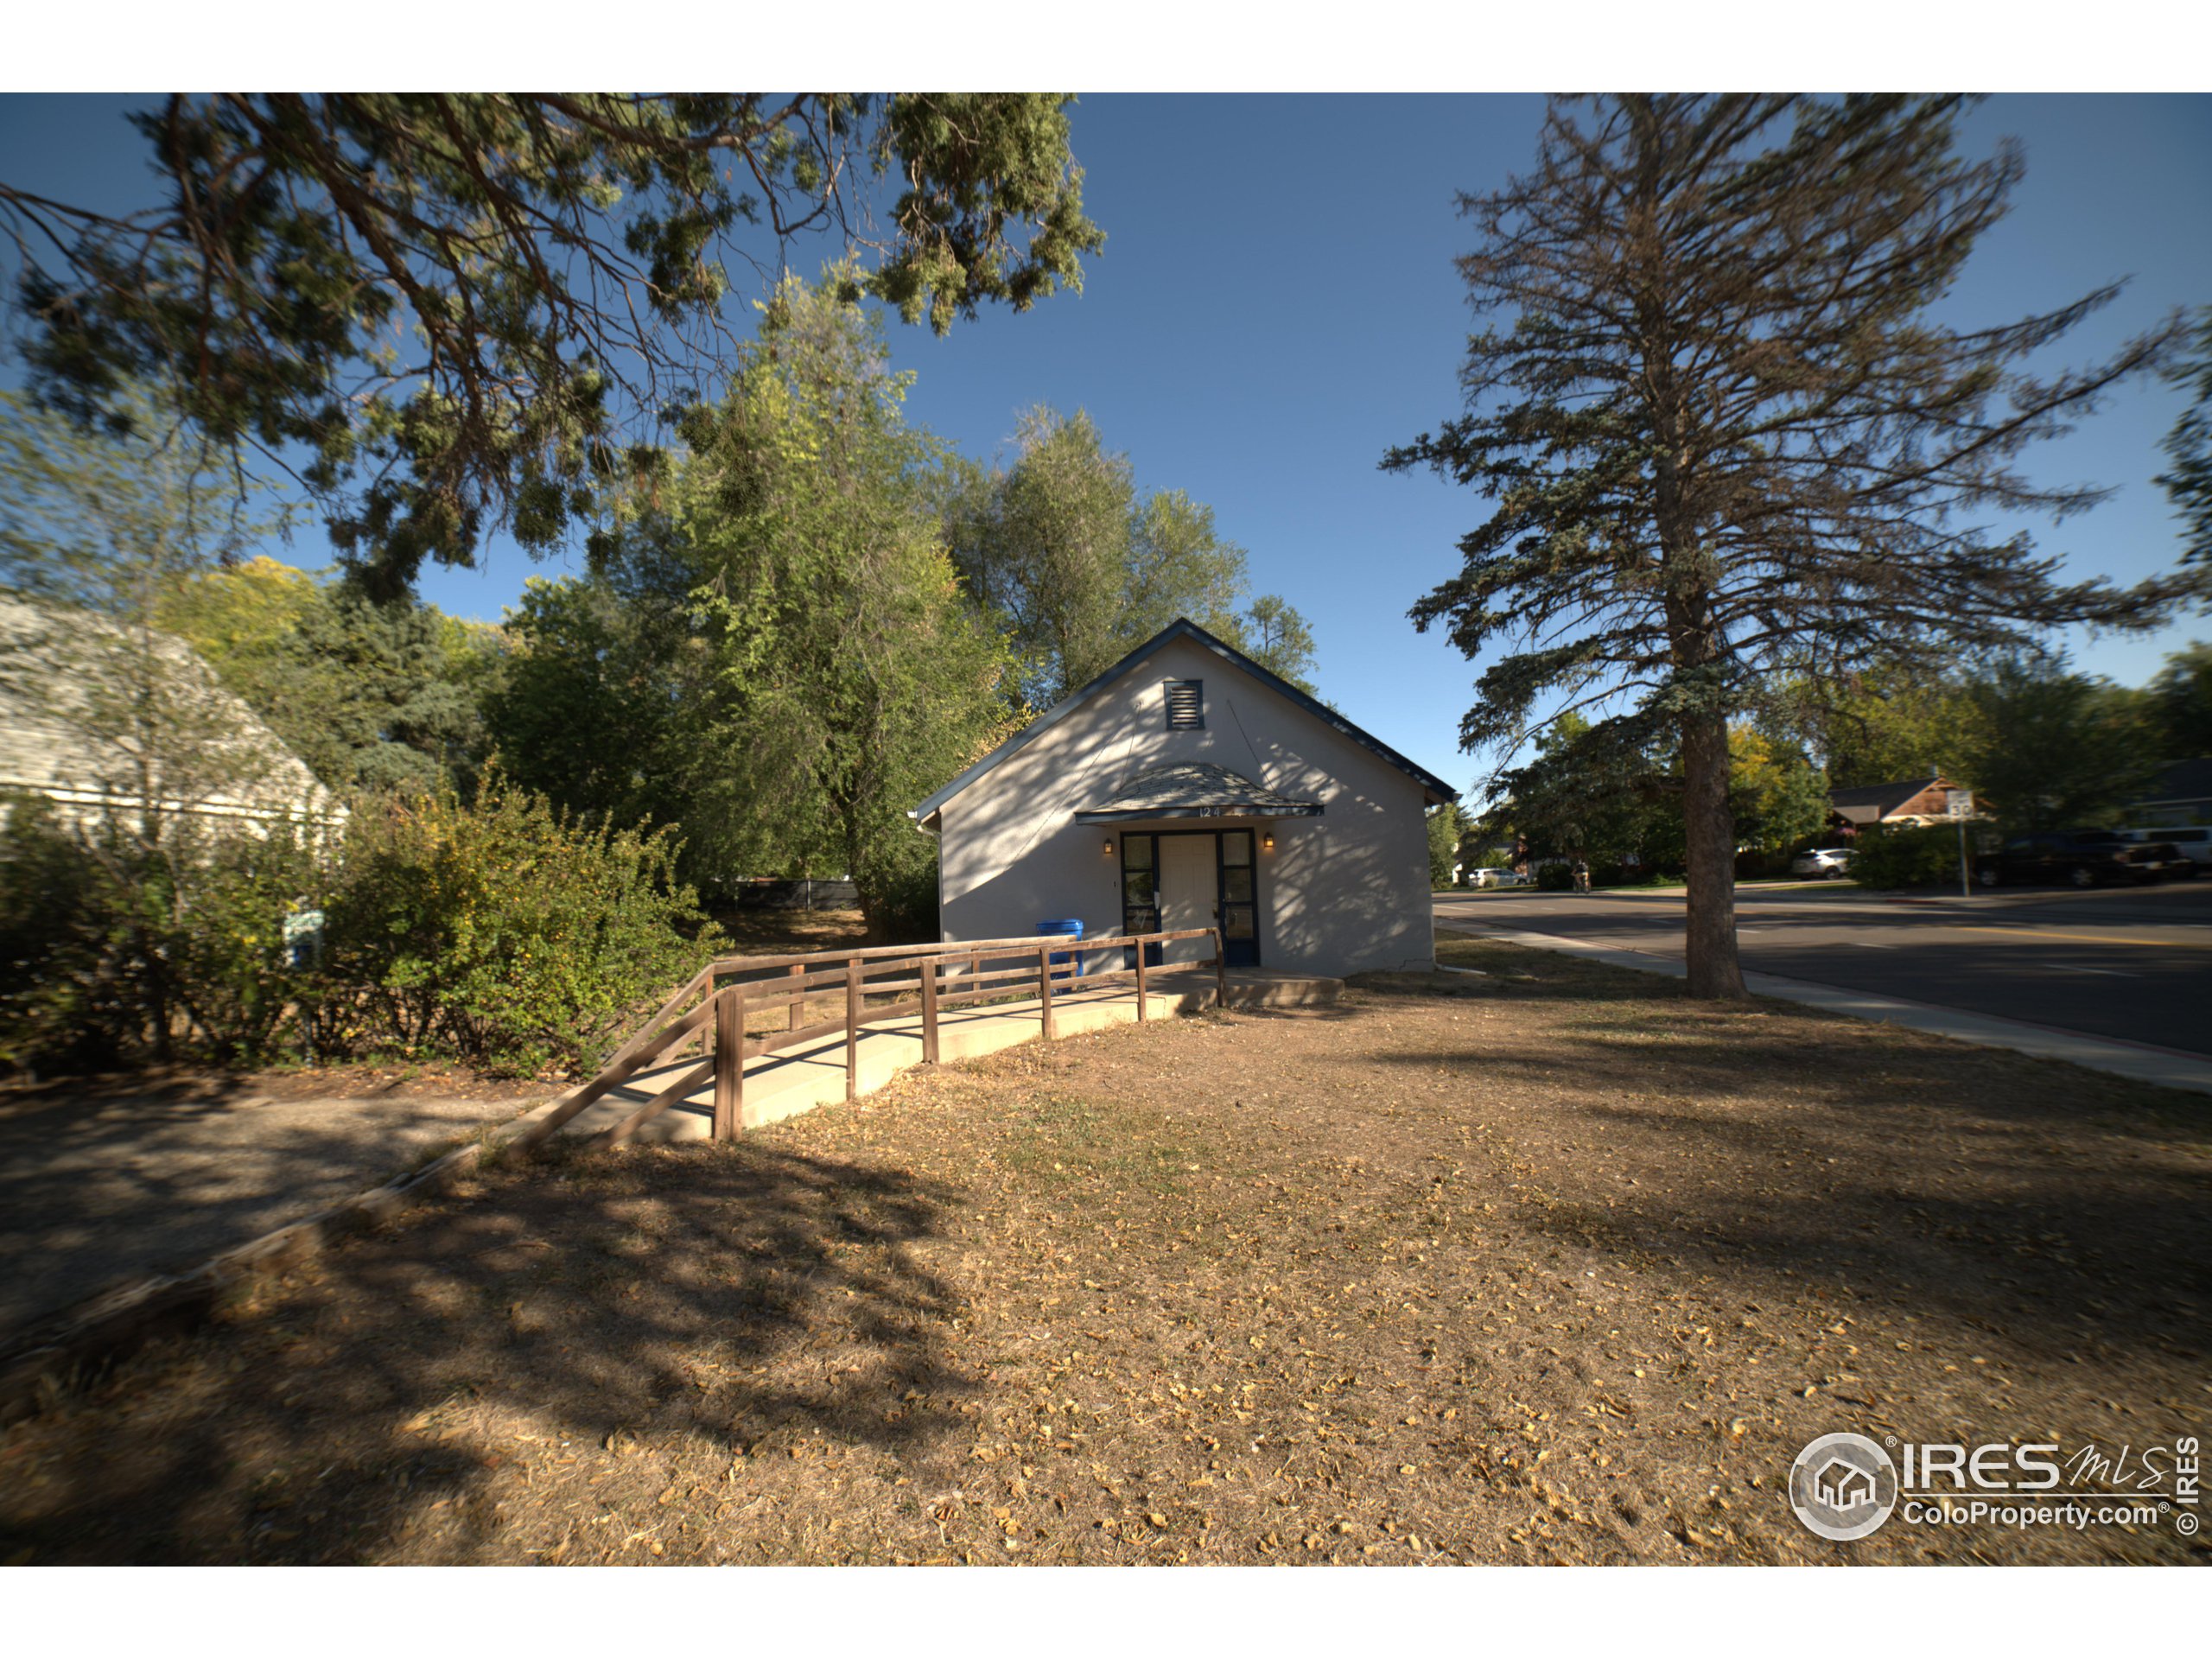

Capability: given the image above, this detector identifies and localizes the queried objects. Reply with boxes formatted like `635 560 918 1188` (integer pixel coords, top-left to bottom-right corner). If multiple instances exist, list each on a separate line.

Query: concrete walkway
0 967 1340 1360
0 1086 543 1340
1461 923 2212 1096
564 967 1343 1145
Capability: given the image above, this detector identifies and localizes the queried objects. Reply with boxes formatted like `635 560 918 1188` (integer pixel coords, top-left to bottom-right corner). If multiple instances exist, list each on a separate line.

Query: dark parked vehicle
2122 825 2212 868
1977 830 2196 889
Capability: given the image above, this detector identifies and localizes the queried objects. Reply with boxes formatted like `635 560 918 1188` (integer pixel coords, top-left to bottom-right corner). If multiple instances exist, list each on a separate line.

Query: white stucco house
911 619 1457 978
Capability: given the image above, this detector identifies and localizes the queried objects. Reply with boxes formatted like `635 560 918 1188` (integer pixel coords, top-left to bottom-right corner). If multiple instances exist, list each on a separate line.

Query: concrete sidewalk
566 966 1342 1145
0 1085 543 1340
1442 882 2212 925
1458 924 2212 1096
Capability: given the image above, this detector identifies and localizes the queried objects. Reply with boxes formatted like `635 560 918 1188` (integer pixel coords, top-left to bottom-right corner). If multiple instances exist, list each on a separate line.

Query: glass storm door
1218 830 1259 966
1120 834 1161 964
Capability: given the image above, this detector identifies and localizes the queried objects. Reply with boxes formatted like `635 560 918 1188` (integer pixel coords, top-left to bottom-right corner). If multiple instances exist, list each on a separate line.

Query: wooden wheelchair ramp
513 931 1339 1154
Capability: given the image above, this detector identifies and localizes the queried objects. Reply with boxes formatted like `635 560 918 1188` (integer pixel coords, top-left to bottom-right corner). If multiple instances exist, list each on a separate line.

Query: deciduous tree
1242 593 1319 692
948 406 1319 702
2146 640 2212 759
643 276 1022 938
1960 655 2159 831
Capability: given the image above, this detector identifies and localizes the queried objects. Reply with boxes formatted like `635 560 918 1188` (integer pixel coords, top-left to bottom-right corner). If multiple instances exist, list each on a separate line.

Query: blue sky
3 92 2208 799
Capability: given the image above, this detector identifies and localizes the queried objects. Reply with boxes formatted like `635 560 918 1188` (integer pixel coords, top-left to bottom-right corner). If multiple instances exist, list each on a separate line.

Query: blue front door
1121 829 1262 967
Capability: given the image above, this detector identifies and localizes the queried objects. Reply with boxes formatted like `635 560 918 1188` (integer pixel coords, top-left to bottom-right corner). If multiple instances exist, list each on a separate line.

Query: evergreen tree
5 94 1103 596
165 560 499 794
1386 96 2193 996
2159 309 2212 568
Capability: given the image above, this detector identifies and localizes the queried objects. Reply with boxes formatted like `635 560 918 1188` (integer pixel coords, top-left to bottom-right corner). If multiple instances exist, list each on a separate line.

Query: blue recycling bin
1038 918 1084 982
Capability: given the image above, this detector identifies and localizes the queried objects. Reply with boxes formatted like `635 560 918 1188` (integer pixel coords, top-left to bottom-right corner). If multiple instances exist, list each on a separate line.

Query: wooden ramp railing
514 925 1224 1152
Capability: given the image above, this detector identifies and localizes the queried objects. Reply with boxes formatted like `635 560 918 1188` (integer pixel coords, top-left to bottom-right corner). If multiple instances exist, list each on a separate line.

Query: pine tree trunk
1680 708 1746 999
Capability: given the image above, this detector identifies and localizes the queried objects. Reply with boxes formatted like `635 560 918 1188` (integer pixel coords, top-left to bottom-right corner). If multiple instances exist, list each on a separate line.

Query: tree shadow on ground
1370 1014 2212 1373
0 1090 536 1337
1 1138 974 1563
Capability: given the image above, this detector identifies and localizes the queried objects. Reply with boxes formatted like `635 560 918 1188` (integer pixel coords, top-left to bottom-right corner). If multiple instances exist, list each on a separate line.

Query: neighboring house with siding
0 596 338 833
911 618 1457 978
1827 774 1973 831
2123 758 2212 829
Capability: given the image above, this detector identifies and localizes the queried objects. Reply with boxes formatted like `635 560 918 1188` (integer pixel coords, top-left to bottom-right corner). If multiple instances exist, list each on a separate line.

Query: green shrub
1535 860 1576 892
322 774 720 1076
161 817 328 1064
0 792 326 1071
0 793 122 1072
1847 823 1965 889
868 855 941 945
1590 860 1676 887
2 773 718 1079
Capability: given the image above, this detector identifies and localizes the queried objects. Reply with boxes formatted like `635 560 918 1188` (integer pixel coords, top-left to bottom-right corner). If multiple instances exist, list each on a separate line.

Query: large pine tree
5 94 1103 597
1387 95 2197 996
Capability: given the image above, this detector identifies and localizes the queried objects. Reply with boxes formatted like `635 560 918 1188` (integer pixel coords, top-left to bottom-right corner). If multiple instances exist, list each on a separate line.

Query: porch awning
1072 761 1324 824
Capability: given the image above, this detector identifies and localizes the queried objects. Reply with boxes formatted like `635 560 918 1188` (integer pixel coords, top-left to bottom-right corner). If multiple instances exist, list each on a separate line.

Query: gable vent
1164 679 1204 731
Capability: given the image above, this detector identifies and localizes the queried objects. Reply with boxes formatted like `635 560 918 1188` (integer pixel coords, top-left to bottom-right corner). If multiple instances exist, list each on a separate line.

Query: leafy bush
1847 823 1965 889
3 774 718 1080
0 792 326 1071
868 855 941 945
1589 860 1676 887
1535 860 1576 892
0 793 123 1072
322 775 720 1075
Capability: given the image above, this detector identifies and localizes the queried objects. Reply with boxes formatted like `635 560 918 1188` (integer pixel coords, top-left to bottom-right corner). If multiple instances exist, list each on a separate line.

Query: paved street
1435 880 2212 1059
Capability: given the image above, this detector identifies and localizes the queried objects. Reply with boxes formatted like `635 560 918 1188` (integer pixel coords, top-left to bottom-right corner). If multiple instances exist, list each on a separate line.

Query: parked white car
1789 847 1855 879
1471 867 1531 888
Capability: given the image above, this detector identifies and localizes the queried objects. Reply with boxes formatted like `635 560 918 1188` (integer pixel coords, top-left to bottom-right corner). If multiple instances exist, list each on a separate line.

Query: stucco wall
932 637 1436 978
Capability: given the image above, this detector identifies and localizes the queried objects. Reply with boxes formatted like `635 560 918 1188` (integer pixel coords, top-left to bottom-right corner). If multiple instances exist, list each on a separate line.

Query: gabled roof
1827 776 1948 816
1072 761 1325 823
912 617 1457 825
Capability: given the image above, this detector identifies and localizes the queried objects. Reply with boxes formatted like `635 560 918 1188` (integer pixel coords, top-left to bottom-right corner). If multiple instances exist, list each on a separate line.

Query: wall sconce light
1262 832 1275 852
1103 836 1116 858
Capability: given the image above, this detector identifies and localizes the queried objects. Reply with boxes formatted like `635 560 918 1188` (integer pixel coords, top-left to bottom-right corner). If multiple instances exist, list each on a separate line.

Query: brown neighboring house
1827 774 1974 835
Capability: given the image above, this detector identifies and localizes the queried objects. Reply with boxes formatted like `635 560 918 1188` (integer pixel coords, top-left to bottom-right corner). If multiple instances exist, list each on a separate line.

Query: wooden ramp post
920 953 940 1064
845 957 861 1101
1039 944 1056 1040
1135 941 1148 1020
712 987 743 1140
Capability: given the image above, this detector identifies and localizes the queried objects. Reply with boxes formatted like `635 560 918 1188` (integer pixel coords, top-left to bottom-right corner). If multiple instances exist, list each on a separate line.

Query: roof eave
1072 803 1325 824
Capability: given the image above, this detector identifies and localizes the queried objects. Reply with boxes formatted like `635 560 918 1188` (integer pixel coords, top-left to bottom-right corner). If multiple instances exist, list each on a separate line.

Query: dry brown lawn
707 905 871 957
4 935 2207 1566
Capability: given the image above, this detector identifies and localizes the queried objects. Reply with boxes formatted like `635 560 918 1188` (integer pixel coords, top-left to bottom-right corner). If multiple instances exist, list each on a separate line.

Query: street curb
0 1098 558 1426
1455 925 2212 1098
